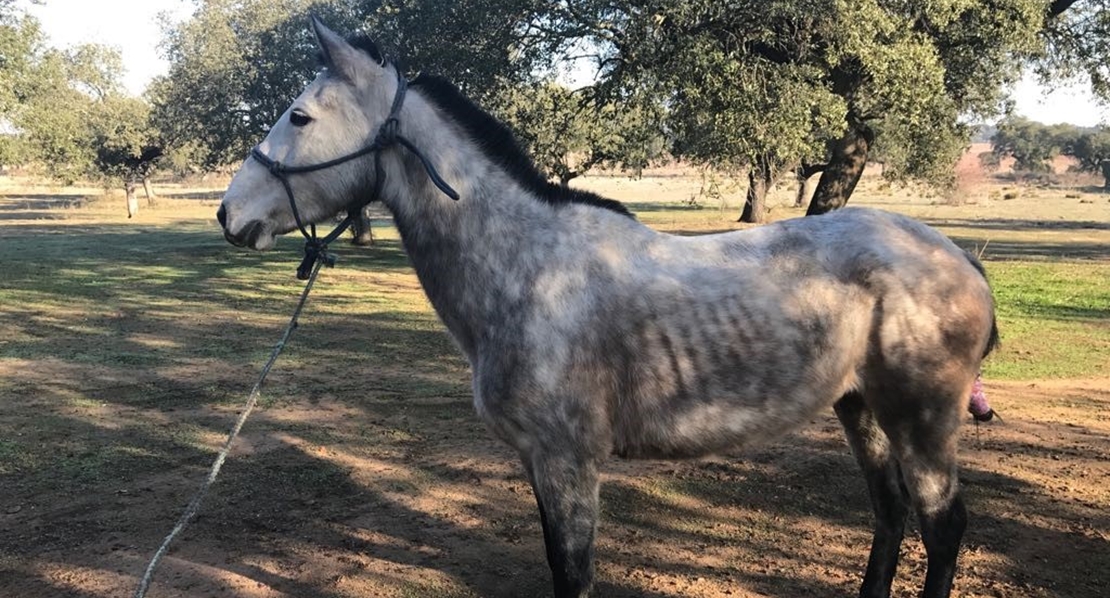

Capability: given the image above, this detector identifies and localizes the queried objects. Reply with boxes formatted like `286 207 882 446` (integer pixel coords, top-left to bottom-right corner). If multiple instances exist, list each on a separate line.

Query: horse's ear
311 17 370 82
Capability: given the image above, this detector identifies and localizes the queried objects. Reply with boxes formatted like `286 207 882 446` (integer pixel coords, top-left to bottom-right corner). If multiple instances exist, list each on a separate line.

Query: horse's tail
964 250 1001 359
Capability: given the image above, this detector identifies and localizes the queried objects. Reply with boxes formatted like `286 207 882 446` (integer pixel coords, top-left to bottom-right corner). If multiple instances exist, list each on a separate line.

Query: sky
22 0 1110 127
21 0 193 97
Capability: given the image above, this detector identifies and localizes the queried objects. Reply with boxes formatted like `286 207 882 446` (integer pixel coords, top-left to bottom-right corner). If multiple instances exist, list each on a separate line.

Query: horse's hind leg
522 449 601 598
917 490 966 598
881 398 967 598
835 391 910 598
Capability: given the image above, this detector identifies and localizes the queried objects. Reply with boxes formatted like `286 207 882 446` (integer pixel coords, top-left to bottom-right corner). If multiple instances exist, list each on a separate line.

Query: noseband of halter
249 68 460 279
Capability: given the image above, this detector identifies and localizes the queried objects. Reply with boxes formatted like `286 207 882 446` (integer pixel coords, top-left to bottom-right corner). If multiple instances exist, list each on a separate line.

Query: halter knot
267 161 284 177
376 117 400 146
297 238 338 280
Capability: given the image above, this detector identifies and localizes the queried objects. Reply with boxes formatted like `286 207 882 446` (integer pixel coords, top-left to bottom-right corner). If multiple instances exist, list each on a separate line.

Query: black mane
317 33 385 68
408 74 633 218
347 34 385 66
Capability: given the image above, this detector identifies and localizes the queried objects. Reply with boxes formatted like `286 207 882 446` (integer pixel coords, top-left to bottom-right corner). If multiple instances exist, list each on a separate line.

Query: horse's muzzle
222 228 247 247
218 207 266 249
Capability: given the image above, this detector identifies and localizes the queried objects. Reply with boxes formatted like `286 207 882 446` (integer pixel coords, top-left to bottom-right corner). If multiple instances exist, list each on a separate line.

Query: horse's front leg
522 447 601 598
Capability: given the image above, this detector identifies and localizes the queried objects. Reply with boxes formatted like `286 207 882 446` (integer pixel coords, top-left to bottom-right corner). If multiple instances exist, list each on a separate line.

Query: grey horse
218 19 998 598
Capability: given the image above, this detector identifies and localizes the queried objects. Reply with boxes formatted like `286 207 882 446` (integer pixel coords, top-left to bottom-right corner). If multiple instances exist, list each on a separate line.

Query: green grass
0 439 36 475
984 261 1110 379
0 217 467 492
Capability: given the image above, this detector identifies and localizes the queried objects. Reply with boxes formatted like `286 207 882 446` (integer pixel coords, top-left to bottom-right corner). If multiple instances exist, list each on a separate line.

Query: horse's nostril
216 205 227 228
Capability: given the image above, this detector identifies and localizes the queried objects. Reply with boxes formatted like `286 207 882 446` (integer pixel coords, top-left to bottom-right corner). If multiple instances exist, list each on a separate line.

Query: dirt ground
1 169 1108 598
3 371 1108 598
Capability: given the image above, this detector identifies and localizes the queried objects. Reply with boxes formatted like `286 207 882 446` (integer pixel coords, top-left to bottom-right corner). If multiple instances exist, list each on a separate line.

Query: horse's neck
378 98 551 360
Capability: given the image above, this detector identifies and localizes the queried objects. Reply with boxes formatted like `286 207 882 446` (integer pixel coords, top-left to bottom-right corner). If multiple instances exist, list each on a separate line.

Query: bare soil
2 364 1107 598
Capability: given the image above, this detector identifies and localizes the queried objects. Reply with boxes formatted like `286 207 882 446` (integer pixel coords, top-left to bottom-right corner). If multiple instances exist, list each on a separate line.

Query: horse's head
218 19 397 250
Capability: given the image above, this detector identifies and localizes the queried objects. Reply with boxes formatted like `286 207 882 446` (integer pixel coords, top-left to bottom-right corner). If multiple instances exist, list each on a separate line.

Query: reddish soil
2 372 1107 598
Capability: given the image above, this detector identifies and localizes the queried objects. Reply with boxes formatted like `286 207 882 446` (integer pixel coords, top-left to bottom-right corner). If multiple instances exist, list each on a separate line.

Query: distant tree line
988 116 1110 187
4 0 1110 221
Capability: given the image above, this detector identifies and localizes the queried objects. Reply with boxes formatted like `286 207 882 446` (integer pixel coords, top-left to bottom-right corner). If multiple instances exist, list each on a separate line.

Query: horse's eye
289 109 312 127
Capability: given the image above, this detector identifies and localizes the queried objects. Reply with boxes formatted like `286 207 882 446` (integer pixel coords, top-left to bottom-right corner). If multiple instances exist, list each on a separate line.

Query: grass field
0 171 1107 598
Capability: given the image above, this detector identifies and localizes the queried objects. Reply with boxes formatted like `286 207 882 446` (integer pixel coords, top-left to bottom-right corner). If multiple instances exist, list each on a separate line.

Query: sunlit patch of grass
985 261 1110 379
55 444 156 485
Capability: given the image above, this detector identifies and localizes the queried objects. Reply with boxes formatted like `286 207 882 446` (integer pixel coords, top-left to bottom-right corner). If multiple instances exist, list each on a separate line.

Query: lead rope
133 258 326 598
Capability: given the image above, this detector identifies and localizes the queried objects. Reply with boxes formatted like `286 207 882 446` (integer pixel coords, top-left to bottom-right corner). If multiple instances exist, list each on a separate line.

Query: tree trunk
142 177 156 206
794 175 809 208
793 163 825 208
739 157 774 223
351 206 375 246
806 120 874 216
125 181 138 218
1101 161 1110 190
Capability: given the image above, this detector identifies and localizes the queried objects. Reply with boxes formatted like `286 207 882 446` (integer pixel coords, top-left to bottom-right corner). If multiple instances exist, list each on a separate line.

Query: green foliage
151 0 313 169
529 0 1051 200
357 0 548 99
991 116 1081 174
495 82 665 183
1064 127 1110 187
63 44 124 100
1039 0 1110 100
0 3 160 185
17 48 99 183
0 7 42 166
21 47 157 185
150 0 1110 198
153 0 550 170
0 6 38 112
87 95 161 183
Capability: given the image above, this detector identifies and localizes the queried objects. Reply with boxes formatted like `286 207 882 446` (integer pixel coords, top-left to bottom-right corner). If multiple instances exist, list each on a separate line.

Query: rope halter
250 68 460 279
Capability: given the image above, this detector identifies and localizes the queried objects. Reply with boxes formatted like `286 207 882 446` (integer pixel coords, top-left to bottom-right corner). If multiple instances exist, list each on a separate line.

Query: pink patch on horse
968 374 994 421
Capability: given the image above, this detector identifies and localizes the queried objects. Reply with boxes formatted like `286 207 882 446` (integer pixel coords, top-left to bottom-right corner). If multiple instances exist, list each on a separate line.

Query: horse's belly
610 387 837 460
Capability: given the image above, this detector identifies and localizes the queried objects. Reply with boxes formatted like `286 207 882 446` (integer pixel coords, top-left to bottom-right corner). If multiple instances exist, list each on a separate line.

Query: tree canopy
496 82 665 185
0 5 43 166
144 0 1110 214
522 0 1062 218
151 0 552 170
1066 128 1110 188
990 116 1075 173
989 116 1110 188
0 3 162 206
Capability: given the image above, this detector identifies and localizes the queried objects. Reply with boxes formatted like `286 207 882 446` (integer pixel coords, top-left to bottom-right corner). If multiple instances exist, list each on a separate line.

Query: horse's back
480 207 994 459
600 208 994 458
732 208 996 420
736 207 996 377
